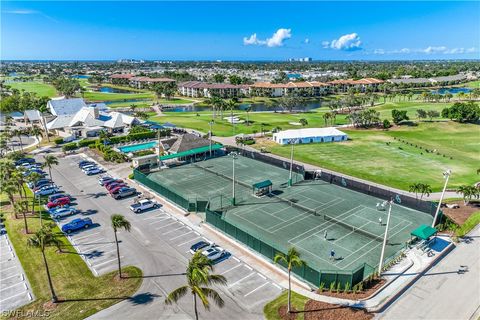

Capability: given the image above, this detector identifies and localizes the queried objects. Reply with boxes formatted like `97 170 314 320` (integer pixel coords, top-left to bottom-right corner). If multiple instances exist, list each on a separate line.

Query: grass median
3 194 143 320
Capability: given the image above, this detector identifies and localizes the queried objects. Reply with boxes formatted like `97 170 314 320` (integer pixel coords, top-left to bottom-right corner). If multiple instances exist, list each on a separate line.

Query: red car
106 183 126 192
46 197 71 209
104 179 123 188
109 185 125 195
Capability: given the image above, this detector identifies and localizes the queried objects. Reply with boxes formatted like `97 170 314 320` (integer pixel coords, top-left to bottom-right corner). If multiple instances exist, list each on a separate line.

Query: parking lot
0 234 33 312
51 154 282 319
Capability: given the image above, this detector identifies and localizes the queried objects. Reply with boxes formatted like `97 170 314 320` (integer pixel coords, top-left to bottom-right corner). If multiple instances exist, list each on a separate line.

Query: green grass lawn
105 101 153 109
82 91 154 102
157 97 195 104
7 81 57 98
3 193 142 320
264 291 307 320
254 121 479 191
374 100 450 120
465 80 480 89
456 211 480 237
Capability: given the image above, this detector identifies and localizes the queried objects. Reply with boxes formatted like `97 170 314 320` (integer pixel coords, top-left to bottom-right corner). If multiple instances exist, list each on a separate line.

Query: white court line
244 282 269 297
163 226 186 235
91 256 123 268
177 236 201 247
221 264 242 275
73 231 101 242
170 231 194 241
333 221 373 243
0 290 28 303
155 221 178 230
228 272 255 288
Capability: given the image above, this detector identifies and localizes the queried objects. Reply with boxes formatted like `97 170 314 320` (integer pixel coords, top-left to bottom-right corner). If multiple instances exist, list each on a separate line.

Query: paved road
49 155 281 320
0 234 34 312
377 225 480 320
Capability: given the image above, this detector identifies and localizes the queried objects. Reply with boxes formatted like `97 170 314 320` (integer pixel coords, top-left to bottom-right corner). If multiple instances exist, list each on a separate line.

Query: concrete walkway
211 135 459 201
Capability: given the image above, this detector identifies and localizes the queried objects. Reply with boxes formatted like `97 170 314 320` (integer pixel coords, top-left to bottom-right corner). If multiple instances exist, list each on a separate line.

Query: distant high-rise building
288 57 312 62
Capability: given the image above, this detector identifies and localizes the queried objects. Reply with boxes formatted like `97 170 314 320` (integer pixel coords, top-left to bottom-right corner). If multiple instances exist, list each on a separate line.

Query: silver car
52 207 78 220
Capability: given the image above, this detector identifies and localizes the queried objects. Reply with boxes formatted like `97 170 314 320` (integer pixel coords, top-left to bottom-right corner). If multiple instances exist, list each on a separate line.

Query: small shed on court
252 180 272 197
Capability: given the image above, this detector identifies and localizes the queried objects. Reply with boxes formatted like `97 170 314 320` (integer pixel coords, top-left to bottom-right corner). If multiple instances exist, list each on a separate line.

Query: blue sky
2 1 479 61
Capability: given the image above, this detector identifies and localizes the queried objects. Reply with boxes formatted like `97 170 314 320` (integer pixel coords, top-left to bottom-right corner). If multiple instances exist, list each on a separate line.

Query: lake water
431 87 472 95
165 101 323 112
71 75 90 79
98 86 136 94
103 98 151 105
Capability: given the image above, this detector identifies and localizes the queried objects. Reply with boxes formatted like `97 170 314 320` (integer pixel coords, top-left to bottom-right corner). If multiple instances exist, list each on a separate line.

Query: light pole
231 152 238 206
378 200 393 276
432 169 451 227
208 121 213 158
288 139 297 187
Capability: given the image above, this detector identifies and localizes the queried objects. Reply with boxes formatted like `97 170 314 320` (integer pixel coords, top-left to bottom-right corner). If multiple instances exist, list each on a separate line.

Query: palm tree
299 118 308 127
111 214 131 278
27 224 61 302
165 252 227 320
26 172 42 215
11 168 27 199
245 105 252 126
30 125 43 144
42 155 59 181
226 100 237 134
409 183 422 199
14 200 30 233
420 183 432 199
322 113 331 126
13 129 24 152
129 104 137 114
456 185 479 205
274 247 306 314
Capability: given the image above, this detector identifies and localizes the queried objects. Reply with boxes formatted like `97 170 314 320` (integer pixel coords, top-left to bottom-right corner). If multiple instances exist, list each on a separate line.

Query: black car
189 241 213 254
15 158 36 166
78 160 94 168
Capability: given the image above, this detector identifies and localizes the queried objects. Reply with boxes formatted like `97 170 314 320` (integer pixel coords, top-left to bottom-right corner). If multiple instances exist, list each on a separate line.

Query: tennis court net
324 214 384 242
271 194 319 216
193 164 252 189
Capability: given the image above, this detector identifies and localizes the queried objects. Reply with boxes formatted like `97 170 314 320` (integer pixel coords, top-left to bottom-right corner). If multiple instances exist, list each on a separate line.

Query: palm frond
201 287 225 308
206 274 227 286
193 286 211 310
165 285 188 305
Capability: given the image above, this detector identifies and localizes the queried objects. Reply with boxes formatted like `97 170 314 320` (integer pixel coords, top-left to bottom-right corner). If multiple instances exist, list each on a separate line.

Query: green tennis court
146 155 433 275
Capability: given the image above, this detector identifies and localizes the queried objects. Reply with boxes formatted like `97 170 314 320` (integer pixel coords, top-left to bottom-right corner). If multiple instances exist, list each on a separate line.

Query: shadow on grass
58 292 160 305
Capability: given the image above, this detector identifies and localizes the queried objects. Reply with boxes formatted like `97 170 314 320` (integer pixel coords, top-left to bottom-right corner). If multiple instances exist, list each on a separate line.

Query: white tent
273 127 348 145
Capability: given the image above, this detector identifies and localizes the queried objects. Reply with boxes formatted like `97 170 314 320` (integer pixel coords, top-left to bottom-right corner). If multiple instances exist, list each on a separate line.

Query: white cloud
422 46 447 54
304 38 310 44
324 33 362 51
466 47 476 53
243 28 292 47
374 49 385 55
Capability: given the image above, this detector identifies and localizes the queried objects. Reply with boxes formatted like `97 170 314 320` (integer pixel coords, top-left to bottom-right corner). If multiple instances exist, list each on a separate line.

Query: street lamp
378 199 393 276
432 169 452 227
209 121 214 157
288 138 298 187
231 152 238 206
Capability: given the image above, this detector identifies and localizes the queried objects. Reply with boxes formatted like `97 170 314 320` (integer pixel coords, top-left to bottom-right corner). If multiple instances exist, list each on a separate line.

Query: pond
98 86 137 94
103 98 151 105
164 101 323 112
431 87 472 95
71 75 90 79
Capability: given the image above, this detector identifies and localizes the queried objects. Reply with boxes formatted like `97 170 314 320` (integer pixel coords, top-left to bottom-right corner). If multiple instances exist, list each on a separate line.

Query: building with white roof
273 127 348 145
47 98 87 116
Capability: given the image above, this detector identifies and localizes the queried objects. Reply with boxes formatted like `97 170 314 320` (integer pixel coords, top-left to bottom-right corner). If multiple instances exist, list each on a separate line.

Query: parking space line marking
221 264 242 275
244 264 253 271
202 237 211 242
244 282 269 297
155 221 178 230
232 257 240 262
1 265 17 272
73 231 101 241
91 256 123 268
79 243 113 251
228 272 255 288
0 281 25 292
177 236 201 247
272 283 282 290
142 214 167 220
257 273 267 280
1 273 21 281
149 217 170 224
169 231 194 241
194 232 200 236
0 290 28 303
163 226 186 235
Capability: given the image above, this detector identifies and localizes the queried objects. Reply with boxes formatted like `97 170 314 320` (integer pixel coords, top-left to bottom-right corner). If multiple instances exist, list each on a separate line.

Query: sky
1 1 479 61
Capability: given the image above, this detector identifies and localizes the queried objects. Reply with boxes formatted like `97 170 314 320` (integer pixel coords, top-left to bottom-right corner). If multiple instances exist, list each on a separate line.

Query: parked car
28 179 52 189
104 179 123 188
61 218 93 233
15 158 35 166
48 204 74 215
34 185 59 196
202 246 226 261
81 164 98 172
106 182 127 192
46 197 71 209
52 207 77 220
24 169 46 177
84 167 104 175
189 241 214 254
48 193 71 203
112 187 137 199
129 199 160 213
98 176 114 186
78 160 94 168
33 183 56 192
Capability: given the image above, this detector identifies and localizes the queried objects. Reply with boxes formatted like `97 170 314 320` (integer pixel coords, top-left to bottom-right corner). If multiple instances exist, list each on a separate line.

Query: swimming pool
118 141 157 153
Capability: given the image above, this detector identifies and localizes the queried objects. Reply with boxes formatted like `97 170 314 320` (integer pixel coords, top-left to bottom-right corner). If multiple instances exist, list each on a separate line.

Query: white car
98 176 114 186
84 167 104 175
52 207 77 220
129 199 160 213
81 164 97 172
202 246 225 261
34 185 59 196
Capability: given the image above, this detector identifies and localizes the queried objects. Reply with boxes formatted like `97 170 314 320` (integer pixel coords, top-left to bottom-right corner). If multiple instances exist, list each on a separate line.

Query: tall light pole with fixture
432 169 451 227
378 199 393 276
288 138 297 187
231 152 238 206
208 121 213 157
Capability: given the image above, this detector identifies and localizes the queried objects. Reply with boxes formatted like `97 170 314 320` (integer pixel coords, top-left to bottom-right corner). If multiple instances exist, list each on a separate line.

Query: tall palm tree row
274 247 306 314
165 252 227 320
111 214 131 278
